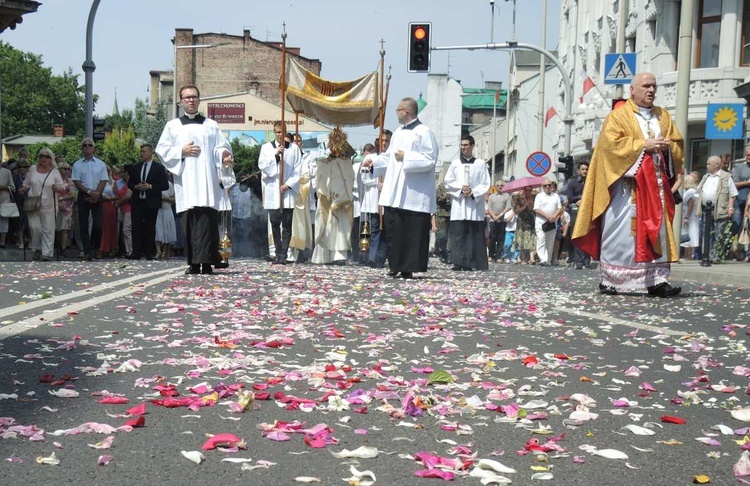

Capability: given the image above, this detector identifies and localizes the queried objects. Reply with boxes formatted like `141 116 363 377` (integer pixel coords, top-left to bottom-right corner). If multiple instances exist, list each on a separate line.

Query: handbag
22 171 51 213
739 217 750 246
0 201 19 218
541 221 556 232
672 190 683 205
23 196 41 213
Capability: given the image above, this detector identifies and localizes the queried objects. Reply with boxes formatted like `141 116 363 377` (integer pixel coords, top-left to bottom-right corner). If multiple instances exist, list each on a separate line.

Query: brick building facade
173 28 322 107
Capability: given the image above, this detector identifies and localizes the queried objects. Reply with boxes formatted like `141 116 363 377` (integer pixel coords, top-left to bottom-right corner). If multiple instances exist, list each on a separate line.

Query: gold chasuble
572 99 684 262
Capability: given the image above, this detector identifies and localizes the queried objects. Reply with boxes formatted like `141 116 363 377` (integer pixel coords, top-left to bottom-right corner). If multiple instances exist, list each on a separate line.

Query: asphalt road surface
0 258 749 485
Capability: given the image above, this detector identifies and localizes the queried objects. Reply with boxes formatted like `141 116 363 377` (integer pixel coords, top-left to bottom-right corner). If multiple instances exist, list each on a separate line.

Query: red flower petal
126 403 147 416
201 433 243 450
98 396 129 405
661 415 686 424
123 415 145 428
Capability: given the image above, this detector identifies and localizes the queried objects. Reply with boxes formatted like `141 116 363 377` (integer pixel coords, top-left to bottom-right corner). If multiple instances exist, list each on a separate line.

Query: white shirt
701 170 738 204
533 191 562 227
443 157 491 221
367 120 438 214
258 140 302 210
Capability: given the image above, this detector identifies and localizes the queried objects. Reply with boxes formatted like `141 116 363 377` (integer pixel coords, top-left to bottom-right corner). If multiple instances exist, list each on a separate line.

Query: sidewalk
670 259 750 289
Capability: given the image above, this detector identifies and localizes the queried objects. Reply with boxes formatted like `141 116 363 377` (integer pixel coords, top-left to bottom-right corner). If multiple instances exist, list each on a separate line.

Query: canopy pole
279 22 288 209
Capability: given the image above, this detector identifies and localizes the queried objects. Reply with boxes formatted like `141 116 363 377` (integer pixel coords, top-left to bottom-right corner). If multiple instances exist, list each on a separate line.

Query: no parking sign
526 151 551 177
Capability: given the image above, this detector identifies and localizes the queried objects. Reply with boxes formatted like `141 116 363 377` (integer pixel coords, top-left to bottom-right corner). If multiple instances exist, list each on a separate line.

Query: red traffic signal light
408 22 431 73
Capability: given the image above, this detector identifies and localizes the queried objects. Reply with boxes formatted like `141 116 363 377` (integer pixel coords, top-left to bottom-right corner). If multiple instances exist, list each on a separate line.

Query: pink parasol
499 176 547 194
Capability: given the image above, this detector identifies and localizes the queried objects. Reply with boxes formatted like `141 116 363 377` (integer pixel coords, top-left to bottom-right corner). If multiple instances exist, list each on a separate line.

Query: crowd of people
1 76 749 297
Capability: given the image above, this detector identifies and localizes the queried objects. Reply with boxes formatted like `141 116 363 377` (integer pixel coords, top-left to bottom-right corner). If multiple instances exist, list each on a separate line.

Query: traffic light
558 155 574 179
92 117 105 142
408 22 431 73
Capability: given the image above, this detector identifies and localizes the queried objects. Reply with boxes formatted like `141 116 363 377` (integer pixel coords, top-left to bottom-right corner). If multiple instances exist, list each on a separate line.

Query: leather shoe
214 261 229 269
599 283 617 295
647 282 681 298
387 270 398 277
451 265 463 271
185 264 200 275
127 254 142 260
400 272 414 279
201 264 213 275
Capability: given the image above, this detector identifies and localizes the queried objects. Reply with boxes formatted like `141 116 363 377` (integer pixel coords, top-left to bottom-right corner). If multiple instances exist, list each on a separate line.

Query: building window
691 139 711 175
742 0 750 65
697 0 722 68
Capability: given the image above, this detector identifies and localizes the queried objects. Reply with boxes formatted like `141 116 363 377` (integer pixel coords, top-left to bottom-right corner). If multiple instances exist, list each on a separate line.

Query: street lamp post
172 42 229 119
83 0 102 139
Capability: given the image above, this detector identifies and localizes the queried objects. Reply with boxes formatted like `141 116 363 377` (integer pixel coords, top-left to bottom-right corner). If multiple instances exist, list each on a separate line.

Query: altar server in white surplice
444 134 491 271
258 121 302 264
156 85 234 275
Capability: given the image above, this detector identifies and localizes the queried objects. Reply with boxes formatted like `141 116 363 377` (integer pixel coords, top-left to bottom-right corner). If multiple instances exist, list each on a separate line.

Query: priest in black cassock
156 85 234 275
443 134 491 271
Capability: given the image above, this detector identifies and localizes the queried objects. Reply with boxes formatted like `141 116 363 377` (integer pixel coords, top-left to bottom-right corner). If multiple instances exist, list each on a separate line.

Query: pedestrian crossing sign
705 103 744 139
604 53 636 84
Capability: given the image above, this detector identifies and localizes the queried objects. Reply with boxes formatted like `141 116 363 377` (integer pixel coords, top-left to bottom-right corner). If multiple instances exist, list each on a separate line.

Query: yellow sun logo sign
712 106 739 132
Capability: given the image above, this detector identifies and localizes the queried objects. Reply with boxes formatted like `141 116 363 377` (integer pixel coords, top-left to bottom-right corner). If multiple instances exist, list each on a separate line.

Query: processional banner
284 58 380 127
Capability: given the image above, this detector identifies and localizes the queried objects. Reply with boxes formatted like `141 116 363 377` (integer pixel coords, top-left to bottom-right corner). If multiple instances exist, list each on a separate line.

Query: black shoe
387 270 398 277
127 254 141 260
214 261 229 269
400 272 414 279
575 264 583 269
599 283 617 295
201 264 213 275
647 282 681 298
271 260 287 265
185 264 200 275
451 265 463 271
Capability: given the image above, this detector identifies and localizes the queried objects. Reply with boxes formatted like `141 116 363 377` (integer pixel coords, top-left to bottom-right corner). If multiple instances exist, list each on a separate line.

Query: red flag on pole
582 76 595 96
494 89 501 104
544 105 557 127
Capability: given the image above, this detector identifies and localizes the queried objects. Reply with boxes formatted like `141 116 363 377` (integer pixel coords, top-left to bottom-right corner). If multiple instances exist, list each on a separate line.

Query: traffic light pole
83 0 101 140
431 42 573 158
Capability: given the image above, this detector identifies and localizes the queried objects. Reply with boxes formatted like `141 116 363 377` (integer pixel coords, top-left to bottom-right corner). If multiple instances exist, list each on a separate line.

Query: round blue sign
526 151 551 176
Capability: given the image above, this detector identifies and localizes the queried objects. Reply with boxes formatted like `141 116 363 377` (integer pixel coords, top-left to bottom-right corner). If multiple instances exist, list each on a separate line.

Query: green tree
0 41 86 137
97 128 138 167
25 135 84 164
134 98 167 147
104 108 135 133
230 139 260 177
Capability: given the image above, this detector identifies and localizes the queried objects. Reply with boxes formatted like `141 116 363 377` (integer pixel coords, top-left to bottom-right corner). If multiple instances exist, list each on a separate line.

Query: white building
419 74 464 174
550 0 750 175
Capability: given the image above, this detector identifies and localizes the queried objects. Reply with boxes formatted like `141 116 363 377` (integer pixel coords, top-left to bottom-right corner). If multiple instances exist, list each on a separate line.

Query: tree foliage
24 135 83 164
134 98 168 147
230 139 260 177
98 128 139 167
0 41 86 137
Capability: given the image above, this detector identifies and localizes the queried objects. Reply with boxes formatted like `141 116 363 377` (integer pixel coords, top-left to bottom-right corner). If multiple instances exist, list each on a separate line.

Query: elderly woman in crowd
20 148 63 261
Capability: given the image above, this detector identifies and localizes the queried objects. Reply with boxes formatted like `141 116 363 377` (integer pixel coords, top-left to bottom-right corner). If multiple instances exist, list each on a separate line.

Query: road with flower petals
0 258 749 485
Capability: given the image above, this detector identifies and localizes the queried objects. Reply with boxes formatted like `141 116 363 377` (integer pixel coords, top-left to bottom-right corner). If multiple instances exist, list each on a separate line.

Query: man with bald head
572 72 684 297
362 97 438 279
697 155 738 263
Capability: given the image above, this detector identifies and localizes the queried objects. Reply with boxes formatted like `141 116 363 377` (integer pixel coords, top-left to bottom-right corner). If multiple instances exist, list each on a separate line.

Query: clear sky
3 0 560 146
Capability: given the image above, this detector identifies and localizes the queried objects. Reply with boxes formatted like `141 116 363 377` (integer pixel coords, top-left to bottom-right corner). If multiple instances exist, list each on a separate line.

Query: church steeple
112 88 120 116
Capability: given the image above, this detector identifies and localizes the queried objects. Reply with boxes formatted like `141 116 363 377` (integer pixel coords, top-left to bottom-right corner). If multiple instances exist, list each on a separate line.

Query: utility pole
83 0 102 139
536 0 547 151
614 0 629 99
673 0 695 242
